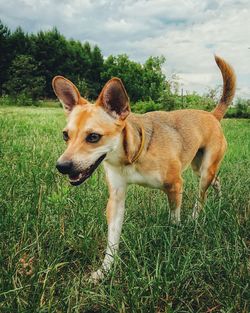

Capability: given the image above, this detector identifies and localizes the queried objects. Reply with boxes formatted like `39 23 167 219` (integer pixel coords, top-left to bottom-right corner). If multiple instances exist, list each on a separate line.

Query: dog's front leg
91 178 126 282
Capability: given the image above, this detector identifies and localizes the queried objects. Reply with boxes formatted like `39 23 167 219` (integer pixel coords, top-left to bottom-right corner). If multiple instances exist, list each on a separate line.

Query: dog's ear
52 76 87 113
97 78 130 120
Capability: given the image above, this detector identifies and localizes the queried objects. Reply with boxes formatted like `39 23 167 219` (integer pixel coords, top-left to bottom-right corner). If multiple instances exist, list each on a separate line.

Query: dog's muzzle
56 154 106 186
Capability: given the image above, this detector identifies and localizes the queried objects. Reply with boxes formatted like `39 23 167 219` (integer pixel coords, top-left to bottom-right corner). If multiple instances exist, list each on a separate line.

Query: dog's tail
212 55 236 121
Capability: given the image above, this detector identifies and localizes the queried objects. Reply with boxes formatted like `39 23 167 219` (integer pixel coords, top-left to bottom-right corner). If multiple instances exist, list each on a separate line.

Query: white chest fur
104 162 163 189
125 165 163 188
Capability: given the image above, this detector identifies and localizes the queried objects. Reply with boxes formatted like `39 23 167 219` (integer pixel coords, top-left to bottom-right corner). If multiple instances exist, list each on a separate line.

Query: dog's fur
52 56 236 281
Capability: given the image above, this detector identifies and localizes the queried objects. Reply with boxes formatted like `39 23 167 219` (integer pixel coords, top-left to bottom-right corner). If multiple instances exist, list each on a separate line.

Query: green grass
0 106 249 313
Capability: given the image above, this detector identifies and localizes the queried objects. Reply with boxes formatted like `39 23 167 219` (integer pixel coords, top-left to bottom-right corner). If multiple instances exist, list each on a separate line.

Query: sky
0 0 249 98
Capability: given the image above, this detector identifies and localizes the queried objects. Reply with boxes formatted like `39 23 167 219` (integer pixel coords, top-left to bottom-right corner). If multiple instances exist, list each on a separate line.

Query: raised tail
212 55 236 121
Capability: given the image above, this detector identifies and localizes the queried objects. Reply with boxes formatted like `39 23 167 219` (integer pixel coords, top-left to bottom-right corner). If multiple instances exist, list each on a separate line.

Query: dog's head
52 76 130 185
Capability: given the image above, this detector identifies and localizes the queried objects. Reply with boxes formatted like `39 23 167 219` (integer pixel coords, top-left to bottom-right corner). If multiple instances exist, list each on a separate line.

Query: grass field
0 106 249 313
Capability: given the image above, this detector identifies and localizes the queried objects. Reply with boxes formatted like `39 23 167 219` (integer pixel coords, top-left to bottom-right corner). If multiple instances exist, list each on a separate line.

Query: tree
67 39 91 84
3 54 45 101
102 54 145 102
88 45 104 98
102 54 168 103
32 28 72 97
10 27 32 56
235 97 250 117
142 56 167 101
0 21 11 94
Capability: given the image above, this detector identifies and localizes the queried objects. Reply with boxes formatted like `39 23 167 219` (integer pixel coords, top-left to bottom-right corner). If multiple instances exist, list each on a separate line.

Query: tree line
0 20 249 117
0 20 169 103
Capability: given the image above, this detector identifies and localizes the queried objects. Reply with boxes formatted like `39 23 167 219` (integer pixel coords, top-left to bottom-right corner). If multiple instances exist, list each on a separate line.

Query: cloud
0 0 249 98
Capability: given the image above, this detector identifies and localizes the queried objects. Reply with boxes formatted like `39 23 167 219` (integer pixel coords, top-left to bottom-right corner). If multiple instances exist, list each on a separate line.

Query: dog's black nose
56 160 73 174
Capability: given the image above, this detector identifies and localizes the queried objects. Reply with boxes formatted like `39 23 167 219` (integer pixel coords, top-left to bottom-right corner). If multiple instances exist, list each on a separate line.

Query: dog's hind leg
192 142 226 219
91 168 127 282
192 150 222 197
191 148 204 177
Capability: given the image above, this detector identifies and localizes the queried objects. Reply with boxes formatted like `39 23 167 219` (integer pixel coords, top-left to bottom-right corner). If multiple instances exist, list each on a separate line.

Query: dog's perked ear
97 78 130 120
52 76 87 114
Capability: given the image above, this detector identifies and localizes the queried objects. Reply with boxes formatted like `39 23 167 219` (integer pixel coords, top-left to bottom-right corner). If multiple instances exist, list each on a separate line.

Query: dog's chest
124 165 162 188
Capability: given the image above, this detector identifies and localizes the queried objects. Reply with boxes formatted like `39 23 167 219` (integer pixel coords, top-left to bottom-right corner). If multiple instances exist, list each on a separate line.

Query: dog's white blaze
84 107 116 130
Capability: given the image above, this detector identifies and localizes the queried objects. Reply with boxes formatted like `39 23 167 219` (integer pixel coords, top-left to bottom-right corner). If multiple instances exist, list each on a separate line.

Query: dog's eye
86 133 102 143
62 131 69 141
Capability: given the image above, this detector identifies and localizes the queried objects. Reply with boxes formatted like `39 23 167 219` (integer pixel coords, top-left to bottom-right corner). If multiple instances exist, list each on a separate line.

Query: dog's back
125 55 236 172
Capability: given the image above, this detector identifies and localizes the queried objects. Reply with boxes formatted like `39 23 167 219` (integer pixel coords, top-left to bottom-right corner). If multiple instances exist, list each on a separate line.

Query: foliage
142 56 168 101
235 97 250 117
0 22 11 91
76 77 90 99
102 54 141 102
101 55 168 102
3 54 45 101
0 21 105 99
0 21 170 103
132 99 163 113
0 106 249 312
0 95 13 106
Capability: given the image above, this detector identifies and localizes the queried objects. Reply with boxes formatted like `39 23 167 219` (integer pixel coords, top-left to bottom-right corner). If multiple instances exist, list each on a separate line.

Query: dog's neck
105 114 149 167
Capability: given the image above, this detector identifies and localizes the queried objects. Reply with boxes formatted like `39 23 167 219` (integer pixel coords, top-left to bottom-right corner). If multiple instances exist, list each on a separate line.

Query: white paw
90 269 104 284
170 211 180 224
171 216 181 224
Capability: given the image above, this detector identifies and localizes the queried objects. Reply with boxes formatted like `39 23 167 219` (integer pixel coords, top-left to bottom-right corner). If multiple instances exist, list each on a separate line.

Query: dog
52 55 236 281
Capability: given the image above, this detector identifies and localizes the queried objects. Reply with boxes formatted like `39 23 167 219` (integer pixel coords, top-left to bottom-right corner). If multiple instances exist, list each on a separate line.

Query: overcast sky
0 0 249 98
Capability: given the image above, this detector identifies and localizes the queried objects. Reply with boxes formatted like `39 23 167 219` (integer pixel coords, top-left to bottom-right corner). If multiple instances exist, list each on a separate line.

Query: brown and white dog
52 56 236 281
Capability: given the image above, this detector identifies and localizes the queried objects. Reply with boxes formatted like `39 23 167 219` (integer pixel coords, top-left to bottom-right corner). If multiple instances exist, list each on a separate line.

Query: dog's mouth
69 154 106 186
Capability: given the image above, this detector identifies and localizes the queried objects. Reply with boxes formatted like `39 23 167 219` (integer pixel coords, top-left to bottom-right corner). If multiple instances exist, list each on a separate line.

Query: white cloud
0 0 249 98
105 18 133 32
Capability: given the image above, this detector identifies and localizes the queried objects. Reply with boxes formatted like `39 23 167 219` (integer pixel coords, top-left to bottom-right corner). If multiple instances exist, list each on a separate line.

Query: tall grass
0 106 249 312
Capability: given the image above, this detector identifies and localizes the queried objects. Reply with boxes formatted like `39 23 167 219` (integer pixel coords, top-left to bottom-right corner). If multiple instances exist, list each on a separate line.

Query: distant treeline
0 20 249 117
0 20 169 102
